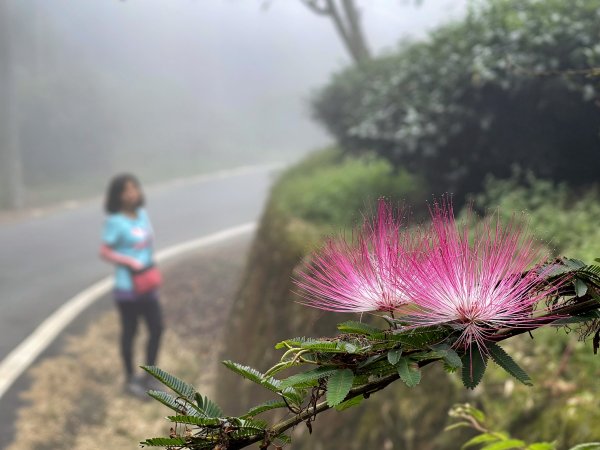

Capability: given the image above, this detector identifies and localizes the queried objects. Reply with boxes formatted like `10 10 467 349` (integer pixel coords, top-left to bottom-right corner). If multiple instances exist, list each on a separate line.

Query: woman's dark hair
104 173 145 214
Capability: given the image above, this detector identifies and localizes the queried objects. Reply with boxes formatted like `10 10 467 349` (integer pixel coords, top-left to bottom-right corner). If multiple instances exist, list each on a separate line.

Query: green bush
313 0 600 201
474 172 600 261
273 148 425 229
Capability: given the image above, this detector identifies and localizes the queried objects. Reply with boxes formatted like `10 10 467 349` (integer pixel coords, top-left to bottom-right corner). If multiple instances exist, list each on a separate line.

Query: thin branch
299 0 331 16
227 294 600 449
229 371 400 449
494 296 599 340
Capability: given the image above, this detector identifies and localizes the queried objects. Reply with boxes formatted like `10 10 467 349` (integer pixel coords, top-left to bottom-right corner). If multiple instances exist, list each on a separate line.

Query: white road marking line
0 162 284 225
0 222 257 400
146 162 284 193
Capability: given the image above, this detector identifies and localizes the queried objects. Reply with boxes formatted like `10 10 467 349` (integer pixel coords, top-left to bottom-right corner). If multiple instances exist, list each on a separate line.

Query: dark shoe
124 376 149 399
139 373 163 391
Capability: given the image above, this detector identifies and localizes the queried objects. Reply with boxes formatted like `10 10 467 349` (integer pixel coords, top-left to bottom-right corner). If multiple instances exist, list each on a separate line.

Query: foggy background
1 0 466 208
3 1 600 449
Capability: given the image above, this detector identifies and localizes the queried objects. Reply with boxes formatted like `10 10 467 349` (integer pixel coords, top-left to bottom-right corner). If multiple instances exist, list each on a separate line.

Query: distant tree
0 1 24 209
5 2 116 202
295 1 424 65
298 0 371 64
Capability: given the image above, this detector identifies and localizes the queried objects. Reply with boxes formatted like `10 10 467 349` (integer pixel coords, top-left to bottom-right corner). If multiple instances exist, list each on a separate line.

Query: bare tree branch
299 0 371 65
299 0 331 16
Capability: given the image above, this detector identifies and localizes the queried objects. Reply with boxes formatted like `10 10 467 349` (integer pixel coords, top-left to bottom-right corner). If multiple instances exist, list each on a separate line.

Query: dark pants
115 294 163 379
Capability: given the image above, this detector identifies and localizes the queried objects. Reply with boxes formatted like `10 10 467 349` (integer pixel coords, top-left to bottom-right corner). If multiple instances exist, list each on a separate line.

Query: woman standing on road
100 174 163 397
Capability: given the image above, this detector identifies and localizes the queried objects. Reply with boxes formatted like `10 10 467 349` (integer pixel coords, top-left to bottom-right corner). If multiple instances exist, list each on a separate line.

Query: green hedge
274 148 424 229
313 0 600 200
474 172 600 261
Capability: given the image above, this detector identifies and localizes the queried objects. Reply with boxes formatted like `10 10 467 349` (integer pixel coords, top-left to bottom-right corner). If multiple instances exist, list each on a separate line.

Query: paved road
0 166 277 363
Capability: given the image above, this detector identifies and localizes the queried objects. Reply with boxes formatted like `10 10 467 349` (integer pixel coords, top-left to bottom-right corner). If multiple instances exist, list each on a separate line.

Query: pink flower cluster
295 198 559 351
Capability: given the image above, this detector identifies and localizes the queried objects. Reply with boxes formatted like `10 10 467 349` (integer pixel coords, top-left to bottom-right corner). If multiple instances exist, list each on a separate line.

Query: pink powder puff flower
294 199 410 313
399 200 560 353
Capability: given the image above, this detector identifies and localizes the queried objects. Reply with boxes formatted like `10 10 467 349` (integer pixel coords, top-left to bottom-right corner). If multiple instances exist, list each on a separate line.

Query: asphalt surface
0 166 277 365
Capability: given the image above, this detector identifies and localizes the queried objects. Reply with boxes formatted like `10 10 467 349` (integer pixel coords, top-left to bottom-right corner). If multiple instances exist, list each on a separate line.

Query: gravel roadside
5 235 251 450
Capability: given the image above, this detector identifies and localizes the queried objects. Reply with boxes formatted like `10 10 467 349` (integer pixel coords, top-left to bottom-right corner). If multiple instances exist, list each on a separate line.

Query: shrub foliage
312 0 600 200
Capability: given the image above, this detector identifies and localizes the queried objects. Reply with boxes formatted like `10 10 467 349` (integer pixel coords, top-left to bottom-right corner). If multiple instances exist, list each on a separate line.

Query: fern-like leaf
222 361 282 391
166 415 221 427
229 418 268 440
337 321 385 339
141 437 188 447
275 337 360 353
488 343 532 386
562 258 586 270
147 390 197 416
567 443 600 450
241 400 287 418
194 393 223 418
280 367 340 389
279 387 306 406
389 327 448 349
335 395 363 411
461 345 487 389
142 366 195 400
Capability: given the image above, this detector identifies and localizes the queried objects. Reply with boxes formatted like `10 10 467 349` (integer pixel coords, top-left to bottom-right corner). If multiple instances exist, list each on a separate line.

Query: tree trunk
301 0 371 65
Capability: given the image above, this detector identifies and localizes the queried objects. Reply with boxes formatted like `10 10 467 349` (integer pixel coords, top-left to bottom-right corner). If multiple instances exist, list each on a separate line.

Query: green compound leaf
326 369 354 407
461 345 487 389
194 393 223 418
166 415 221 427
396 357 421 387
526 443 556 450
488 342 533 386
462 432 501 449
337 321 385 339
276 337 360 353
230 420 268 440
222 361 281 391
141 437 188 447
387 348 403 365
279 387 306 406
389 327 448 350
481 440 526 450
562 258 587 270
357 354 386 369
142 365 195 400
147 390 199 416
222 360 304 406
444 421 472 432
567 443 600 450
280 366 340 389
335 394 364 411
241 400 287 418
